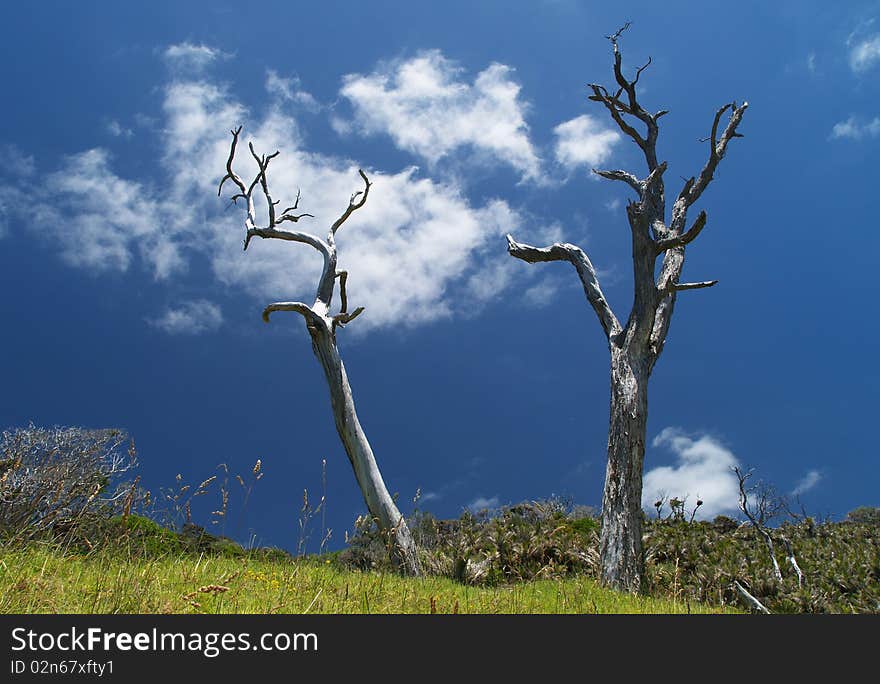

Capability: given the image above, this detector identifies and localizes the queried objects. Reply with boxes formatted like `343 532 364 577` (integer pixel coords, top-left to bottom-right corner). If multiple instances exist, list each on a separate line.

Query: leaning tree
219 128 421 575
507 26 747 591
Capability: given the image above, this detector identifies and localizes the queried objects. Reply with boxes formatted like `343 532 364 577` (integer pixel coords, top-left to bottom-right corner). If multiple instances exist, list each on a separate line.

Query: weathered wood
222 139 421 576
598 346 649 592
734 466 785 584
508 26 746 591
734 580 771 614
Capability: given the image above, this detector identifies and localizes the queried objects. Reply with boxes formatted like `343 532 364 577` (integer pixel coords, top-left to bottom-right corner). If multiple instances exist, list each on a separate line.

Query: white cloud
553 114 620 171
338 50 542 181
28 149 184 278
466 254 519 305
807 52 816 73
0 149 33 238
0 189 10 238
522 277 558 307
468 495 500 512
791 470 822 496
149 299 223 335
830 116 880 140
850 34 880 72
265 70 320 111
605 197 622 213
2 47 548 334
418 491 442 504
155 75 528 331
642 427 741 520
107 120 133 138
2 145 36 177
163 42 228 72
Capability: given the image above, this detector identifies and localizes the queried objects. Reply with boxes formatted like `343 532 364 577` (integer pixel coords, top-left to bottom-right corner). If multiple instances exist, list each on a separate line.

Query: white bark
735 466 784 583
734 580 771 614
781 534 805 587
508 26 747 592
221 136 421 575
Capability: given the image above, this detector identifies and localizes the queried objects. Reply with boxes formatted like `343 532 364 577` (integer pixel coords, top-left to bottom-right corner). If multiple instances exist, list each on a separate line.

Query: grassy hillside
0 540 732 614
3 425 874 614
2 501 877 614
340 502 879 614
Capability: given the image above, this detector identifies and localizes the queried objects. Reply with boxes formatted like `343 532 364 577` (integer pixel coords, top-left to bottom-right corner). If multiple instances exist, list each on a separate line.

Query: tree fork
508 25 746 591
221 133 421 576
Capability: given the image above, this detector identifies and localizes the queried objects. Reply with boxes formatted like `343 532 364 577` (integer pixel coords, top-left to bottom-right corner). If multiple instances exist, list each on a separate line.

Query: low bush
339 498 599 584
0 425 138 540
339 500 879 613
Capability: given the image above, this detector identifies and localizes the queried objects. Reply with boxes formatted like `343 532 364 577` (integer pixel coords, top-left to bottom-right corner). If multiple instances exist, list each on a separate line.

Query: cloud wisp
830 116 880 140
849 34 880 72
265 70 320 111
791 469 822 496
149 299 224 335
468 495 500 512
163 42 230 73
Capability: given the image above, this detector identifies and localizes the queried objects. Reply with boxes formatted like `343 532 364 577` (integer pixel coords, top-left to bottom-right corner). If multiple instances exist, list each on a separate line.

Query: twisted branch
593 168 641 194
673 101 749 228
506 234 621 339
331 169 371 235
222 127 372 334
262 302 322 326
655 210 707 252
734 467 784 583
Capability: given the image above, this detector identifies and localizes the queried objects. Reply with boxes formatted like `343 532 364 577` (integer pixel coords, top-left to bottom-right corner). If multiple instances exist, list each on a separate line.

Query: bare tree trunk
507 26 747 592
308 322 421 575
599 347 649 592
219 133 421 575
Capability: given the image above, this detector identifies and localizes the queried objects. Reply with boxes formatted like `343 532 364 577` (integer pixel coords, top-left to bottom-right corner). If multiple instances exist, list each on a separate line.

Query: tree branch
277 189 315 225
655 210 706 252
733 580 771 614
734 466 784 583
221 127 323 259
224 130 371 342
218 126 247 197
593 168 641 194
597 22 660 170
780 534 805 587
248 142 281 227
336 271 349 314
644 160 667 193
331 169 371 235
244 226 330 257
506 234 621 339
219 127 262 233
588 84 646 152
594 161 666 206
673 280 717 291
331 306 365 335
684 102 748 209
261 301 323 326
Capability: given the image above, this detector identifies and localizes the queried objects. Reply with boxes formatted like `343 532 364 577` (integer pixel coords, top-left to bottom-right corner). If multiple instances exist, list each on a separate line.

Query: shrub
846 506 880 526
339 498 600 584
0 425 138 538
643 517 880 613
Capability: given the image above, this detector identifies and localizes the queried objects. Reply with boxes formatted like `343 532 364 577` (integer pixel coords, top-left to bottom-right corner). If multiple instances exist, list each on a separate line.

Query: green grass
0 542 736 614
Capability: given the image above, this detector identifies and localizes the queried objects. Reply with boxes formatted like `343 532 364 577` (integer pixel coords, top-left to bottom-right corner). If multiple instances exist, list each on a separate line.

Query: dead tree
507 26 747 592
734 466 804 587
219 127 421 575
734 467 783 582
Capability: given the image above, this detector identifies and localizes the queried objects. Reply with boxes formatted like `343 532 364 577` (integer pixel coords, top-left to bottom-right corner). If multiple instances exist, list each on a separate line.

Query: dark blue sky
1 0 877 551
